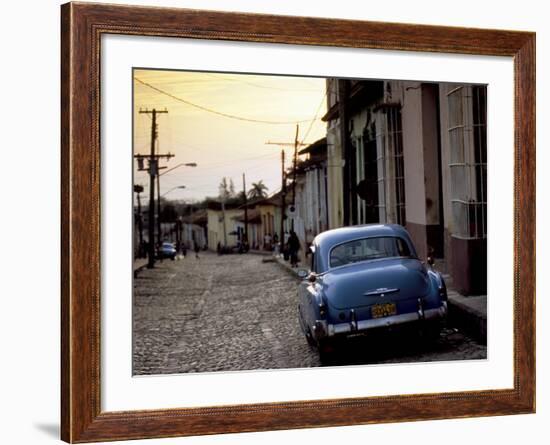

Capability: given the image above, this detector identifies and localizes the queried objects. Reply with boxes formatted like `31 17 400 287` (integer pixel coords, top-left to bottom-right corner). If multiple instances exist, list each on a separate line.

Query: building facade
289 138 329 260
206 204 243 251
324 79 487 295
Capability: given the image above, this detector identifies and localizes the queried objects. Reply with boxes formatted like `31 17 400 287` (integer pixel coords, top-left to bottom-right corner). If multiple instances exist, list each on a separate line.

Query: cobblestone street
133 252 486 375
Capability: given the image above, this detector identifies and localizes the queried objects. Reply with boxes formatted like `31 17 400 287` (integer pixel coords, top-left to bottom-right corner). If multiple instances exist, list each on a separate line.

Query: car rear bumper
311 302 447 341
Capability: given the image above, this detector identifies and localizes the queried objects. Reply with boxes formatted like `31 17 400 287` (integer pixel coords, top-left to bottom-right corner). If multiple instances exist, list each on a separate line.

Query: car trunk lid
322 258 429 310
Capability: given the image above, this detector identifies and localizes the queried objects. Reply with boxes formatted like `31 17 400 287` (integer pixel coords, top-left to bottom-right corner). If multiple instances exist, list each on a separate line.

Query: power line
133 152 280 179
300 90 328 145
202 73 321 92
134 77 322 125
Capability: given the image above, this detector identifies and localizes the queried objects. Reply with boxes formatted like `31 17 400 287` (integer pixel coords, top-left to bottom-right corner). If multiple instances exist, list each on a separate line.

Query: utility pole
159 162 197 247
188 204 193 247
290 124 300 229
266 132 307 239
338 80 353 226
221 198 228 248
133 184 144 257
156 172 162 247
137 191 143 249
242 173 248 246
175 217 181 249
280 149 286 252
136 107 171 268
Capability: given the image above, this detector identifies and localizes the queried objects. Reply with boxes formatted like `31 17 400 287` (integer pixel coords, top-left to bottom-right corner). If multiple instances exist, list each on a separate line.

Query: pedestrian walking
263 233 272 251
272 233 279 253
288 230 300 268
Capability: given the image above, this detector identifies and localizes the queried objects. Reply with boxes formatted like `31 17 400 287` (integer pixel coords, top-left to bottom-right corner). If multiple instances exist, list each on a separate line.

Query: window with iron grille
384 107 406 226
447 85 487 239
355 106 405 226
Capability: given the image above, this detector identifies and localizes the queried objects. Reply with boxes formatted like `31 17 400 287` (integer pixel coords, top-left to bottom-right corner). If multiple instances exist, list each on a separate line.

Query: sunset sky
133 69 327 202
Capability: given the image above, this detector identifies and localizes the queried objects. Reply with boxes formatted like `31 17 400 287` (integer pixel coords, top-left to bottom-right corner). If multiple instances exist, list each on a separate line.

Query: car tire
422 324 442 343
304 327 316 348
318 338 337 365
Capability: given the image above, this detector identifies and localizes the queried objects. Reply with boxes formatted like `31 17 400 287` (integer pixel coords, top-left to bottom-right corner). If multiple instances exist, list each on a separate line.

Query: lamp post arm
160 162 198 176
161 185 186 198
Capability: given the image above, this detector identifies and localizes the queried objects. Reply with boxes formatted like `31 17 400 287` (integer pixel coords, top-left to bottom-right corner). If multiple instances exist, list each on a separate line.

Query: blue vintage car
297 224 447 362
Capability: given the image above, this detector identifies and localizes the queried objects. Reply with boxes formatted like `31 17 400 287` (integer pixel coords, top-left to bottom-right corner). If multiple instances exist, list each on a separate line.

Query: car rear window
329 236 411 268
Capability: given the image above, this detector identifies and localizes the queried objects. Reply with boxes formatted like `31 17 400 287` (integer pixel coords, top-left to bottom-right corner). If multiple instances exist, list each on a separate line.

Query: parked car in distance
297 224 447 363
158 242 177 260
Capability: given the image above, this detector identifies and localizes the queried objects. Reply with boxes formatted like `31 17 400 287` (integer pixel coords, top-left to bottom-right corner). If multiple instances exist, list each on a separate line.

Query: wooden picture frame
61 2 535 442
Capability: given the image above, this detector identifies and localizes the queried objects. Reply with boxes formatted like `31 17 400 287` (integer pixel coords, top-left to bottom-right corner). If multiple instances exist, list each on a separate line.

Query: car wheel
318 338 337 365
304 327 316 348
422 324 442 343
297 306 315 346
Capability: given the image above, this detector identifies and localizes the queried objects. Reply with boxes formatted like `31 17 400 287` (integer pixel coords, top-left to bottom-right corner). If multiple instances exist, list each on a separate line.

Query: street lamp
157 185 186 247
161 185 186 198
160 162 198 176
157 162 197 248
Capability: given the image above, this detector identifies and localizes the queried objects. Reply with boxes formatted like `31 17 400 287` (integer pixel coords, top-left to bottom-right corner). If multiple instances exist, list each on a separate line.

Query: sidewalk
447 290 487 345
275 256 487 344
273 254 309 279
133 258 148 277
247 249 275 257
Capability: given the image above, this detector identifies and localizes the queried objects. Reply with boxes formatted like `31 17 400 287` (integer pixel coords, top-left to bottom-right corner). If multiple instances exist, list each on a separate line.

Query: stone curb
273 255 308 281
133 259 148 278
447 295 487 345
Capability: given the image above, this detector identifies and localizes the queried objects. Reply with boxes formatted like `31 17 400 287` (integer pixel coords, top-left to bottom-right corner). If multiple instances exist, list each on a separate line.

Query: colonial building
234 207 262 250
205 201 243 251
182 208 208 249
242 192 287 251
324 79 487 295
289 137 329 258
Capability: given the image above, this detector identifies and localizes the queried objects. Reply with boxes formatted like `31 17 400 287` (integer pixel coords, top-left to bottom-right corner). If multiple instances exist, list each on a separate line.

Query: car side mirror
297 269 308 279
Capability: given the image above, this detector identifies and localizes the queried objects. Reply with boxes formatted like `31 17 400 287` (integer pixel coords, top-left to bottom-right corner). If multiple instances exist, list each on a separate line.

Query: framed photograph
61 2 535 442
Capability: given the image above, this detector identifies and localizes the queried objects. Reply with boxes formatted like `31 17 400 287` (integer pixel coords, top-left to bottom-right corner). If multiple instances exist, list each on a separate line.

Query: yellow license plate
371 303 397 319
